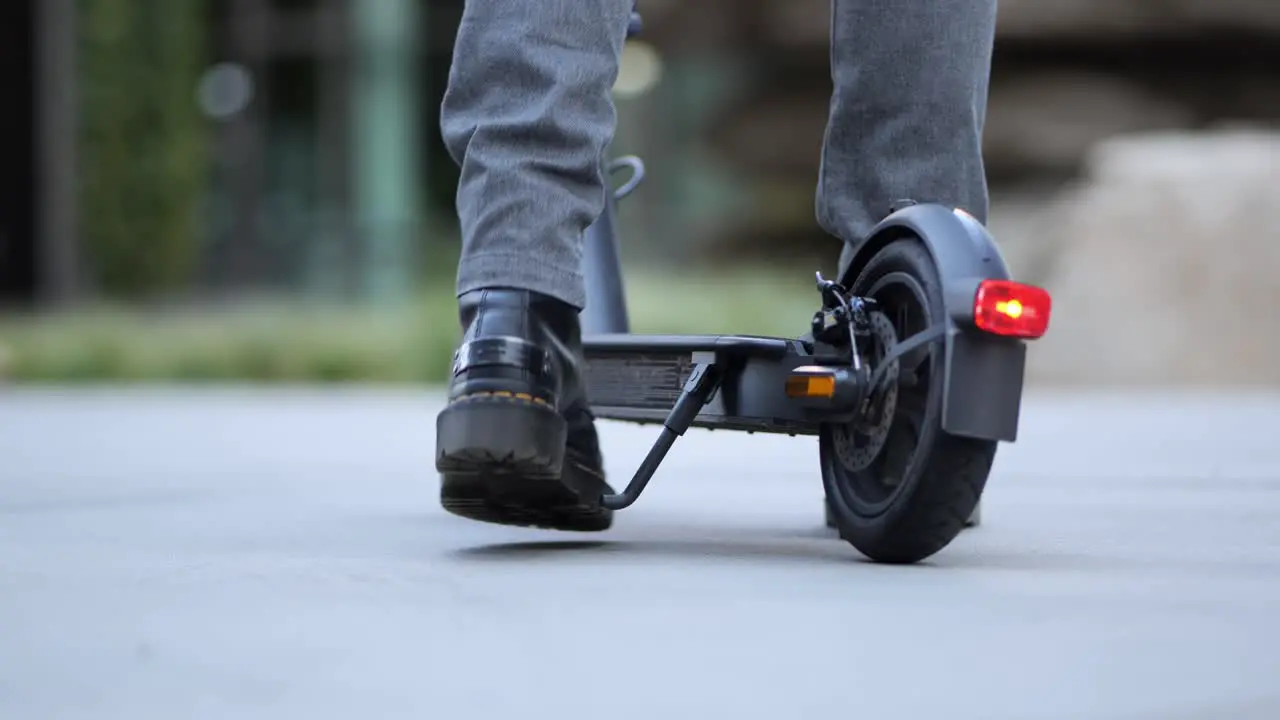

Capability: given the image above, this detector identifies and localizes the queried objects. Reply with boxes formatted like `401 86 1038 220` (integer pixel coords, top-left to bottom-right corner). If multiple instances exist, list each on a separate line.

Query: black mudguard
837 203 1027 443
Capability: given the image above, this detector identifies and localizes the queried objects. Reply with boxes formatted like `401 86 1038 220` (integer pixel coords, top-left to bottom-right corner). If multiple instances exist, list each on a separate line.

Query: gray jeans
442 0 997 309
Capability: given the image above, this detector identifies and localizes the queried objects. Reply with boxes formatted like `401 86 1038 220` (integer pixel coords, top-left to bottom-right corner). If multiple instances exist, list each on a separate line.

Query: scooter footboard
583 334 824 435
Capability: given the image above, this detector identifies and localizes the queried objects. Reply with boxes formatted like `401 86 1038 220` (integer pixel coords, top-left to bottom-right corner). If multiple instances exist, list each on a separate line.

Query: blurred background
0 0 1276 387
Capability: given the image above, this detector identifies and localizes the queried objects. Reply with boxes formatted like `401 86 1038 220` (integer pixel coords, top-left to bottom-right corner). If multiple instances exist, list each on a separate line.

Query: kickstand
599 360 721 511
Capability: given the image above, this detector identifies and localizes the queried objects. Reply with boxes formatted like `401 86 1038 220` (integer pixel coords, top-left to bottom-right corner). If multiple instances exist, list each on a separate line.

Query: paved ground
2 387 1280 720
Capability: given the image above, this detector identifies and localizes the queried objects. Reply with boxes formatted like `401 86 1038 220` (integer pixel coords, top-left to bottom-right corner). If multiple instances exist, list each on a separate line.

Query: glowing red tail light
973 280 1052 339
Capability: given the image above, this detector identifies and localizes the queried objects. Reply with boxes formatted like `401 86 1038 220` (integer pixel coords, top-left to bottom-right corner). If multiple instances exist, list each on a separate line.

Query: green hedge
0 270 820 383
0 303 453 384
78 0 210 299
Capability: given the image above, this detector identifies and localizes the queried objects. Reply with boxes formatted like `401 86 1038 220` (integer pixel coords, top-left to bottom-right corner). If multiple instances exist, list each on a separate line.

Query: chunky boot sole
436 393 567 478
436 394 613 532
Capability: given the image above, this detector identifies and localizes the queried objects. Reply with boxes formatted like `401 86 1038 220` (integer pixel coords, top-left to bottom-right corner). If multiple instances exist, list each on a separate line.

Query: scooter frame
578 8 1033 527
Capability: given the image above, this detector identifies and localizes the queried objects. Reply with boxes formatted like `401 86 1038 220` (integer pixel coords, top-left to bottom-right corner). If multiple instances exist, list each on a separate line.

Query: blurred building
194 0 465 302
4 0 1278 311
2 0 468 308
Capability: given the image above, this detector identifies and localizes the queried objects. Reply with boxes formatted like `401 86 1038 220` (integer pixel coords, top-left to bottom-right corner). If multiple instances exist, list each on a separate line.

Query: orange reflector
785 367 838 398
974 280 1052 339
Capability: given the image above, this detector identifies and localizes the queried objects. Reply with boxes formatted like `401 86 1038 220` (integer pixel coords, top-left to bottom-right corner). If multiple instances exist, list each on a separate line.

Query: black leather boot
435 288 614 531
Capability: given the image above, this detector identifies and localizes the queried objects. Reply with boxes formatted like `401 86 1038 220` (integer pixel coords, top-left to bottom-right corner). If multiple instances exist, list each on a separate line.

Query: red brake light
973 280 1052 339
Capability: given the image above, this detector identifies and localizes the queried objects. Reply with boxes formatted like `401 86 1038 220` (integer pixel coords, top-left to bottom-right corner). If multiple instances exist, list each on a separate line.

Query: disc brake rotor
834 311 900 472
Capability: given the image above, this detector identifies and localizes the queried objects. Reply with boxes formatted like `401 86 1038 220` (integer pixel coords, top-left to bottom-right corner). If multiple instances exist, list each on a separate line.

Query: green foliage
0 268 819 384
78 0 211 299
0 299 458 385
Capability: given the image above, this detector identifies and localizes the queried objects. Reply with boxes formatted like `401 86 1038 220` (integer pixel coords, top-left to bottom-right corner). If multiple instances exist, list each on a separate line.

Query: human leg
442 0 634 309
435 0 634 531
818 0 998 270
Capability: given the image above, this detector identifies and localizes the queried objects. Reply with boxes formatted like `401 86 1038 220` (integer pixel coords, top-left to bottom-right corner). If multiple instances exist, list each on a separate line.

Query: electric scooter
580 8 1051 564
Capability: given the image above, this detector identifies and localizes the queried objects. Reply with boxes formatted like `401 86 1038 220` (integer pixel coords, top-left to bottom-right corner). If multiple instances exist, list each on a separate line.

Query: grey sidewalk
2 388 1279 720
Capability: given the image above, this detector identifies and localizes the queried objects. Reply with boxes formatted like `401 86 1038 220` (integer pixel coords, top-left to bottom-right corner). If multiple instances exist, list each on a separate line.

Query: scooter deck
583 333 829 435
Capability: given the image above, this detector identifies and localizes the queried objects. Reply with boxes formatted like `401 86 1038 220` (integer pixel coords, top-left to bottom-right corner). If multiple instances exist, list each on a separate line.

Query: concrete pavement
2 387 1279 720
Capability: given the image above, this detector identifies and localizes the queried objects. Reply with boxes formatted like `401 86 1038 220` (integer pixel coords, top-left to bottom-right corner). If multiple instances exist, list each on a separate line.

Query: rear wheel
821 237 996 564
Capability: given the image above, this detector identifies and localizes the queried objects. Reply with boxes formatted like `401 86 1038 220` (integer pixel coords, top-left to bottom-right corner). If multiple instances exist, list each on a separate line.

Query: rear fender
837 203 1027 443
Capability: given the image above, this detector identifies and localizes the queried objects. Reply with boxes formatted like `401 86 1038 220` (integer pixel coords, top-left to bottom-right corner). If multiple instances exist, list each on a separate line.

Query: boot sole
436 394 612 532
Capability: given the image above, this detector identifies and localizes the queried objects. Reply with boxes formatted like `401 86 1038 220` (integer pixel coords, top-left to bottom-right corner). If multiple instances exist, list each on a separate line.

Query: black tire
824 495 984 529
821 237 997 564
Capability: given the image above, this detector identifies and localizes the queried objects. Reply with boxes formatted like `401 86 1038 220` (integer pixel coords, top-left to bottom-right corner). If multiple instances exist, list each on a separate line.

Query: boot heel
435 394 567 479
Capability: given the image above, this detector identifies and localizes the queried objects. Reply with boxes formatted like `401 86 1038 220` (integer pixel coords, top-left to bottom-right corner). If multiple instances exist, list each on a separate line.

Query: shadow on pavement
446 527 1280 577
453 539 858 565
449 529 899 567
